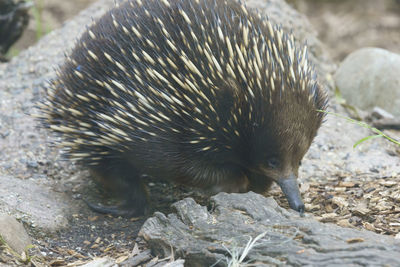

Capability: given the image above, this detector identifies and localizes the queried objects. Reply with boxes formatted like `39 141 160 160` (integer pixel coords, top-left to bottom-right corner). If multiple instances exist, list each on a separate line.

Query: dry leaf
379 180 397 187
332 196 349 209
338 182 355 187
296 249 306 254
116 255 129 264
363 222 375 231
337 219 352 228
88 216 99 221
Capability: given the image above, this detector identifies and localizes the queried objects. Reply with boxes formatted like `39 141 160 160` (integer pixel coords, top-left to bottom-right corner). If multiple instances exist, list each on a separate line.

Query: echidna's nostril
295 202 305 217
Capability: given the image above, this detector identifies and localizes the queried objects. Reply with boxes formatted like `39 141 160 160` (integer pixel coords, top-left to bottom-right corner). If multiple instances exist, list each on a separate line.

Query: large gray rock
0 214 31 255
80 257 116 267
139 192 400 267
0 176 72 232
335 47 400 116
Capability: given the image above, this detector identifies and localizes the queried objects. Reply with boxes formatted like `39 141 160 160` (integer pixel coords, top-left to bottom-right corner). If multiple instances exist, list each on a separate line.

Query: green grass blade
317 110 400 147
353 134 382 148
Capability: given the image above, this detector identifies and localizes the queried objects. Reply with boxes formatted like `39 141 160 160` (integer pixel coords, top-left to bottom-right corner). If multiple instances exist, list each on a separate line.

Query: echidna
39 0 327 217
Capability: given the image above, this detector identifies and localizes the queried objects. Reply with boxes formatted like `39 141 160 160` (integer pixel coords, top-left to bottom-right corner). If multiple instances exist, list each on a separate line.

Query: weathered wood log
140 192 400 267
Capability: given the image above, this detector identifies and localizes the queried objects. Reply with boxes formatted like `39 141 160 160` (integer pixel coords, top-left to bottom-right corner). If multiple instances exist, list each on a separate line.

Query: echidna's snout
276 175 305 215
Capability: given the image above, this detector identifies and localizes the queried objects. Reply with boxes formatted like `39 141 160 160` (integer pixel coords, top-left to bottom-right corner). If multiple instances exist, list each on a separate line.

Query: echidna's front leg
85 159 148 217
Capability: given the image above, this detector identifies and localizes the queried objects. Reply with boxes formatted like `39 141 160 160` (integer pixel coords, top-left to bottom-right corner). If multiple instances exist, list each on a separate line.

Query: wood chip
379 180 397 187
334 187 347 192
332 196 348 208
116 255 129 264
363 222 375 231
346 238 365 244
296 249 306 254
352 202 371 216
130 217 141 222
103 245 114 252
270 171 400 236
88 216 99 221
338 182 355 187
319 213 338 222
337 219 352 228
50 259 66 266
305 203 320 212
67 250 75 255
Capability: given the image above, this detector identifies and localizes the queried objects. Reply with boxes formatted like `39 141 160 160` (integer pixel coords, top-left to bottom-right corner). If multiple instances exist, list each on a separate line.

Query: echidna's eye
266 158 279 169
299 160 302 166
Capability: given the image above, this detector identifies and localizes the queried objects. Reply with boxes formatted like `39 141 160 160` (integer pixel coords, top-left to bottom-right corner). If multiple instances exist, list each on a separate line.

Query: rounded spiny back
39 0 327 165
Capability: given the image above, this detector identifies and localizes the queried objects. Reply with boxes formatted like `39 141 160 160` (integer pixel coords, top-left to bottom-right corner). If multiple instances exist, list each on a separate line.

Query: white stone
80 257 116 267
335 47 400 116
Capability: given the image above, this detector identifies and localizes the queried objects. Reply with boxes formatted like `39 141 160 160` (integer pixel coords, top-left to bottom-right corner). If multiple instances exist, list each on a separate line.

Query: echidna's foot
87 158 149 218
84 199 147 217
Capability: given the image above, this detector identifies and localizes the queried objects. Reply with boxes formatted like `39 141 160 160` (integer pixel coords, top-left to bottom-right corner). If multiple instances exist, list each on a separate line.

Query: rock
368 107 400 130
120 249 152 266
0 176 72 232
0 214 31 255
0 0 32 61
163 259 185 267
139 192 400 267
79 257 115 267
335 48 400 116
371 107 395 120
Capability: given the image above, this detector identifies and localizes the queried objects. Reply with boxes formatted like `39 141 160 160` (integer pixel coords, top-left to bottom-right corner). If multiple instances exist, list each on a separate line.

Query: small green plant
318 110 400 148
5 47 20 58
31 0 43 40
31 0 51 41
333 87 362 120
0 235 35 264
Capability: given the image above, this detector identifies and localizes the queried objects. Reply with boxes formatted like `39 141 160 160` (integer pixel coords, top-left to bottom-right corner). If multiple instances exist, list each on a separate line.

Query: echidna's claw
84 199 146 218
